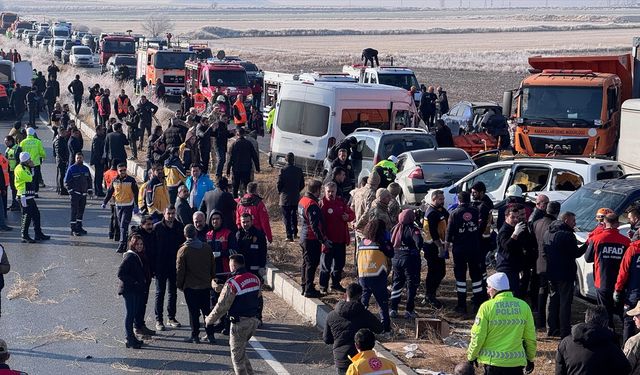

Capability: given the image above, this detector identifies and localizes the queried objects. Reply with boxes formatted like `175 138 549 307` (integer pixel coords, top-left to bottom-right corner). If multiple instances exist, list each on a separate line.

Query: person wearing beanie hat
468 271 536 374
14 151 50 243
19 127 46 193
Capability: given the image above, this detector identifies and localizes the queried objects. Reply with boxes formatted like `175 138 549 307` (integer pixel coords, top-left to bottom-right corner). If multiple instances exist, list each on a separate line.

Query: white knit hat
487 272 510 291
19 151 31 163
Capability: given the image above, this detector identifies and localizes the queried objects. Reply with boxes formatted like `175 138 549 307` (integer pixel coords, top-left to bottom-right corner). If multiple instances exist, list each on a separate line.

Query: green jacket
14 163 34 197
19 135 46 167
374 159 398 175
266 107 276 132
467 291 536 367
6 144 20 171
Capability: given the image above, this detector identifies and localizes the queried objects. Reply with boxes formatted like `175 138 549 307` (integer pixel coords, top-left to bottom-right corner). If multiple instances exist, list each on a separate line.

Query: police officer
236 213 267 323
205 254 261 375
389 209 423 319
373 156 398 189
3 136 20 210
468 272 536 375
14 152 50 243
470 182 494 290
422 189 449 308
19 127 45 193
446 191 481 314
586 213 631 330
64 152 93 236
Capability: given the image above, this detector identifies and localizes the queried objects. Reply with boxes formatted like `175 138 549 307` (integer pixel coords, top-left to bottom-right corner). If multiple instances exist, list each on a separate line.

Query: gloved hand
525 360 534 374
513 222 526 237
20 196 27 208
101 203 106 209
614 290 622 303
133 206 139 215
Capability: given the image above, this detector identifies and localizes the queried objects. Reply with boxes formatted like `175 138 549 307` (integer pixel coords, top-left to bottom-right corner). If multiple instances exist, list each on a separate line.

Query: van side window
355 137 376 160
341 109 390 135
552 169 584 192
370 74 377 84
276 100 329 137
463 166 509 194
511 166 550 193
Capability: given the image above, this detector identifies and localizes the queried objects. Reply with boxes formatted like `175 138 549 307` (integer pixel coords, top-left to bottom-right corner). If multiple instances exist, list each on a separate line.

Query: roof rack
618 173 640 179
400 127 429 134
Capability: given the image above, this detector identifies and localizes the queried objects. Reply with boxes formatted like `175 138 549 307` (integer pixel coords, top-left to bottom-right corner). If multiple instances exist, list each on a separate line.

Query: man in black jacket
556 305 631 375
419 86 437 128
25 86 39 127
175 185 193 226
9 83 27 122
53 127 70 195
199 177 237 232
277 153 304 241
196 119 213 172
544 212 584 338
471 181 494 301
323 283 383 375
90 126 106 196
446 191 481 313
212 116 232 179
496 204 536 299
528 194 549 228
125 105 140 159
162 111 187 149
152 206 185 331
361 48 379 67
532 201 559 328
236 213 267 322
103 122 129 167
227 127 260 198
67 127 83 166
67 75 84 115
436 86 449 118
137 95 158 146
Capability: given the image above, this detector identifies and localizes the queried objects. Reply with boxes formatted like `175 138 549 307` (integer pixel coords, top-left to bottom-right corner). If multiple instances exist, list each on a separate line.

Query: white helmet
388 155 399 164
216 95 226 103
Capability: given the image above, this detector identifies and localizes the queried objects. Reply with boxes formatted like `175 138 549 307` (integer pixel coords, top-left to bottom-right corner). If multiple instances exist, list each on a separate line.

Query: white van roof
622 99 640 111
281 80 413 102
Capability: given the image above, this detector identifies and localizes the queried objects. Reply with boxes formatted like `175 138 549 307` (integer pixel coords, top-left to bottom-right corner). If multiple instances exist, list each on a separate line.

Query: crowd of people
4 46 640 375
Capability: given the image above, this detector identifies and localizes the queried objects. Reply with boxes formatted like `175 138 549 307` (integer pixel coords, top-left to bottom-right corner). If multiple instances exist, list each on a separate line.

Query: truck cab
510 55 631 157
137 47 194 96
343 64 421 104
185 59 251 102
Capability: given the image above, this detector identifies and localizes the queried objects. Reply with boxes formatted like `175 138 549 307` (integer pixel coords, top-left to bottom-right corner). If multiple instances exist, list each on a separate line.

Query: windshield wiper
554 118 593 127
520 116 559 126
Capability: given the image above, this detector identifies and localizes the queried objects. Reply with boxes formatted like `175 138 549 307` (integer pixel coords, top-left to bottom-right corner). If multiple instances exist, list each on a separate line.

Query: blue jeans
359 273 390 331
155 273 177 322
116 205 133 247
123 291 143 339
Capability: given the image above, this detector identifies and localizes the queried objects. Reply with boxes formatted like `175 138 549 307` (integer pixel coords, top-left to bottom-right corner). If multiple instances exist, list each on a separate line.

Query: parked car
425 157 626 209
39 37 51 51
442 101 502 136
323 127 437 184
51 38 67 59
69 46 94 67
106 54 137 80
396 147 475 205
34 31 48 43
565 175 640 300
81 33 93 46
22 30 36 43
61 39 79 64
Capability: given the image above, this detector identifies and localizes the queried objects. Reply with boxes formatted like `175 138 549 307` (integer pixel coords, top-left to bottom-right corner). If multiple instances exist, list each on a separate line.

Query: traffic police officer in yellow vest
468 272 536 375
205 254 261 375
14 152 50 243
19 127 45 193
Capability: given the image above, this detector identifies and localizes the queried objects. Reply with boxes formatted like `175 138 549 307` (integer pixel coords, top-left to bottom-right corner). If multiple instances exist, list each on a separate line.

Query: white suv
425 157 625 208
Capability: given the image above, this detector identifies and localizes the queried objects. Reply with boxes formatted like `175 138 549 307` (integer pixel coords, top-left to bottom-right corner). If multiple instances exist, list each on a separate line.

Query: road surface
0 118 333 374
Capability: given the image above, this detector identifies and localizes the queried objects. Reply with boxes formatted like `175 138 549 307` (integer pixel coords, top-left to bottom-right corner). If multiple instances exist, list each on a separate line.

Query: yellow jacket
357 240 390 277
19 135 46 166
346 350 398 375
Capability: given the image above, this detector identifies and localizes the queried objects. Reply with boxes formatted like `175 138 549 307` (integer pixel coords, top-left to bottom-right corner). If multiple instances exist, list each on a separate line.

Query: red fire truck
185 59 252 103
138 47 194 96
100 35 135 66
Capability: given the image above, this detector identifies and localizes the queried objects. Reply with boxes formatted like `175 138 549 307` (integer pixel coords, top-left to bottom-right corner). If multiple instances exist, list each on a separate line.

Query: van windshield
341 109 390 135
377 73 419 91
277 100 329 137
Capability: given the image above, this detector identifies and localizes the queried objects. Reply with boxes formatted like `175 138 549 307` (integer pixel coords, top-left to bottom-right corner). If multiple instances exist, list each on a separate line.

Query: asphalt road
0 118 333 374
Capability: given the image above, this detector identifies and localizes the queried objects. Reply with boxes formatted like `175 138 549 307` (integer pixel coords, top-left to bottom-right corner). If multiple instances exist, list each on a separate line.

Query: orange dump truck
504 54 634 157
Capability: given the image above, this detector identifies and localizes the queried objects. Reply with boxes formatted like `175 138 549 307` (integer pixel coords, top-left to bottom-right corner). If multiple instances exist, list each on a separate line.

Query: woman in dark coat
117 234 147 349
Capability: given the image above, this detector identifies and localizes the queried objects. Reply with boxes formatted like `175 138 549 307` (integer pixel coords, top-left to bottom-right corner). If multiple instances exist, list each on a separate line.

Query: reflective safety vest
6 144 19 171
19 136 45 167
356 240 389 277
117 96 130 115
266 107 276 132
14 163 35 197
467 291 537 367
346 350 398 375
0 154 9 187
233 100 247 125
0 84 7 98
193 93 206 113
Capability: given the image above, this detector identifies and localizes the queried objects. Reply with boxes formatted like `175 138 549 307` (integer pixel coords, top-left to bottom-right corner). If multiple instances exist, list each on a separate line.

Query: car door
460 164 512 204
352 135 377 182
